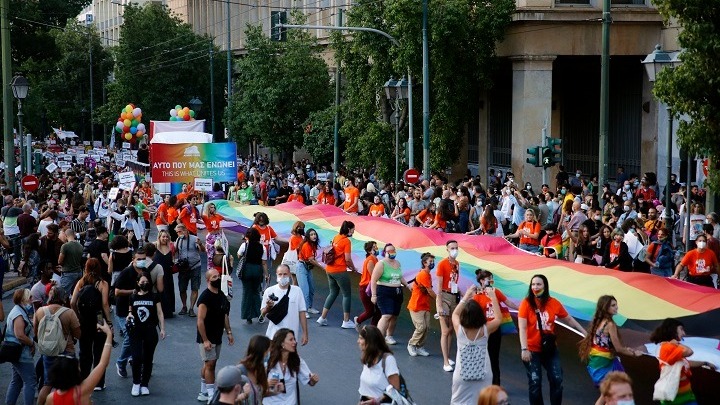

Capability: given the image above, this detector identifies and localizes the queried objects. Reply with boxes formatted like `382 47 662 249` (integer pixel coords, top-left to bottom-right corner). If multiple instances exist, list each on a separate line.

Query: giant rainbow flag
214 201 720 335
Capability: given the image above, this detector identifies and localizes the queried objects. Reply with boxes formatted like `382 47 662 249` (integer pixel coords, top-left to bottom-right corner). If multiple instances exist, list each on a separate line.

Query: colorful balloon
131 119 139 127
137 130 144 137
123 119 131 127
183 114 190 121
125 105 132 113
124 132 133 140
189 110 196 118
132 108 141 117
137 123 146 132
175 104 182 110
170 109 177 117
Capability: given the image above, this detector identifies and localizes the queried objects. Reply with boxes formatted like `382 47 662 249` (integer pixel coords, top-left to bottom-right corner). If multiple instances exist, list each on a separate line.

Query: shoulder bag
653 355 683 401
265 287 291 325
221 255 233 299
536 308 556 355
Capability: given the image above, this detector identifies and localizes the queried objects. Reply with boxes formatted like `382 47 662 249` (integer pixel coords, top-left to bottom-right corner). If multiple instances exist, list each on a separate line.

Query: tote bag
653 357 683 401
221 255 234 299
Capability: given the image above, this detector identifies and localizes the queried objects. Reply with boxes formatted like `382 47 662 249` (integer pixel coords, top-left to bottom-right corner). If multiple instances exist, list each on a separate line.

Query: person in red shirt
355 241 380 328
287 187 305 204
202 202 226 269
178 195 200 236
518 274 587 405
473 269 518 385
673 233 719 287
436 240 461 372
342 181 360 214
407 252 436 357
155 195 170 232
317 220 358 329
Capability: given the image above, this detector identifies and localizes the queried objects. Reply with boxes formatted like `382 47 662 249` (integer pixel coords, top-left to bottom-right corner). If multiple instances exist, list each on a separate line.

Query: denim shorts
376 285 403 316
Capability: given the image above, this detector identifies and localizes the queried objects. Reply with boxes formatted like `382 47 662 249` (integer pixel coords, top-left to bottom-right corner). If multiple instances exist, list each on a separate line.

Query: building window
611 0 645 4
467 112 479 165
555 0 591 5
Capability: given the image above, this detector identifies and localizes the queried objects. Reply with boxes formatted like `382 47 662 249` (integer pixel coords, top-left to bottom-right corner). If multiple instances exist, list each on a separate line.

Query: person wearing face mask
406 252 436 357
602 229 633 271
645 228 675 277
616 201 637 228
518 274 587 405
196 269 234 402
3 289 37 405
683 202 706 250
672 234 719 287
356 241 381 328
261 264 309 346
616 181 633 202
126 272 165 396
370 244 411 345
436 240 462 372
598 371 635 405
570 169 583 188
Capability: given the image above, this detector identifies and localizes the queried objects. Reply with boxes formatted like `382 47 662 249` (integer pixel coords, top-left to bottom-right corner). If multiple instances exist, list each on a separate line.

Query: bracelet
371 295 377 298
521 348 528 351
104 343 112 347
459 299 467 304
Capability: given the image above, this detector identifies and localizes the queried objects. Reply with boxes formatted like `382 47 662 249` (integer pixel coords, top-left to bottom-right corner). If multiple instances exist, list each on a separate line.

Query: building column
510 55 556 188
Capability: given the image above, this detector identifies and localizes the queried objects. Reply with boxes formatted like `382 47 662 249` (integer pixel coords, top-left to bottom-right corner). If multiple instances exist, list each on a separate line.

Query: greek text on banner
150 143 237 183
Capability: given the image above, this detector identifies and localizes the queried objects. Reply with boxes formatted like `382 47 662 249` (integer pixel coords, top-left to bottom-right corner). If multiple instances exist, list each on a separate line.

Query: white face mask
456 192 462 197
616 400 635 405
526 185 532 190
449 249 459 259
697 241 707 249
623 205 630 212
624 184 630 191
278 276 291 287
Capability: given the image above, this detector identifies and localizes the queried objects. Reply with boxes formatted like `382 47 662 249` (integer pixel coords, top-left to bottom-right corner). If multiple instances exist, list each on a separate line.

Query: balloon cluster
115 104 146 141
169 105 196 121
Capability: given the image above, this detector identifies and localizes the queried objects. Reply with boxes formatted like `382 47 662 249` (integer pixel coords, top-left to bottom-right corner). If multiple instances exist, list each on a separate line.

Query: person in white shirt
261 264 308 345
94 188 111 221
357 325 402 405
263 328 319 405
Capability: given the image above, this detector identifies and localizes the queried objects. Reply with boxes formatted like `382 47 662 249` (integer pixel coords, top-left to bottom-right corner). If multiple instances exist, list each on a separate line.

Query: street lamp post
385 77 409 183
642 45 682 233
11 75 29 178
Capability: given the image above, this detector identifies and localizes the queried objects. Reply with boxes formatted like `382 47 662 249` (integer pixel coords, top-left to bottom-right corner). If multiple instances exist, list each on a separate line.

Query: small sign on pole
194 178 213 192
108 187 120 200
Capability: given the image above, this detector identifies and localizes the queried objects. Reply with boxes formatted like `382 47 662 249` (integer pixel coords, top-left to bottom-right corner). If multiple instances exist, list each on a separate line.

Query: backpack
322 242 337 265
77 282 103 321
37 307 70 356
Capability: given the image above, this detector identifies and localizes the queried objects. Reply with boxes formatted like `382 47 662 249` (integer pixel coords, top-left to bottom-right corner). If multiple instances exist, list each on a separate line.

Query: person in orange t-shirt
297 228 323 314
505 210 541 253
407 252 436 356
518 274 587 405
317 220 358 328
673 233 719 287
436 240 461 371
368 196 385 217
356 241 380 327
416 203 436 227
178 194 200 235
155 195 170 231
472 269 518 385
202 202 226 269
342 182 360 214
288 221 305 285
166 196 179 240
287 187 305 204
252 212 278 283
317 184 336 205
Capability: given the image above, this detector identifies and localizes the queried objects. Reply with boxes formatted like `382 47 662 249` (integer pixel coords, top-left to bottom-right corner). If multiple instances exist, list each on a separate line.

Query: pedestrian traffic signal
546 137 563 166
270 11 287 42
526 146 541 167
542 147 553 168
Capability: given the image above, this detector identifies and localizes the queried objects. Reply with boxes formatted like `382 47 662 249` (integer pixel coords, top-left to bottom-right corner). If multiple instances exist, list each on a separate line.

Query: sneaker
178 308 188 316
353 316 361 332
307 308 320 314
305 313 310 319
197 392 209 402
188 309 196 317
316 317 328 326
140 387 150 396
448 359 455 366
341 320 356 329
131 384 141 397
93 386 105 392
385 335 397 345
415 346 430 357
116 363 128 378
443 364 454 372
407 344 418 357
258 315 266 324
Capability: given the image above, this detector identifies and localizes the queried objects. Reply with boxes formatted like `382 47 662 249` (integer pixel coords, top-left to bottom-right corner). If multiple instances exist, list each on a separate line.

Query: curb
2 277 28 295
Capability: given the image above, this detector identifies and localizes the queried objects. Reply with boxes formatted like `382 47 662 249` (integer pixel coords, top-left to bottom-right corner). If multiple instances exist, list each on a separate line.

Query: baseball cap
216 365 244 389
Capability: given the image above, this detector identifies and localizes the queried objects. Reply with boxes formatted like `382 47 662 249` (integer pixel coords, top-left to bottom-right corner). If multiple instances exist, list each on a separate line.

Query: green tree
332 0 515 177
100 3 227 141
653 0 720 191
225 17 333 160
303 105 338 165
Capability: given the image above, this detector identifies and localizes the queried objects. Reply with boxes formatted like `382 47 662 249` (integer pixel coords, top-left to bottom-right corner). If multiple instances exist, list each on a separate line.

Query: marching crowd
0 147 716 405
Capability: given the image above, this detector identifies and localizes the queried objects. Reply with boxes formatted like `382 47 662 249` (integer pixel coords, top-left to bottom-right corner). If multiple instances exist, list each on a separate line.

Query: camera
269 293 279 302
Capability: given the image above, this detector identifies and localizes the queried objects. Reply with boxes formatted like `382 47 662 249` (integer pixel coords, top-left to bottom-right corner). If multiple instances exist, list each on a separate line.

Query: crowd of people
0 147 717 405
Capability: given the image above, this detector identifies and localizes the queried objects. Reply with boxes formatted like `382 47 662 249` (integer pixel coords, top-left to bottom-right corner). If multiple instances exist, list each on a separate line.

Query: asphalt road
1 228 718 404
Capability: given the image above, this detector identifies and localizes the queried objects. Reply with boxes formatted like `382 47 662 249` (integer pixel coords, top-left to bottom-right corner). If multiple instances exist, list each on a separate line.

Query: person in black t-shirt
113 247 150 378
196 269 234 402
87 226 111 282
127 271 165 396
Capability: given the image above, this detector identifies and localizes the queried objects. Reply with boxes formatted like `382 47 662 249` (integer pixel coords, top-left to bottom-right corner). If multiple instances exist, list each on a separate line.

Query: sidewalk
1 272 27 297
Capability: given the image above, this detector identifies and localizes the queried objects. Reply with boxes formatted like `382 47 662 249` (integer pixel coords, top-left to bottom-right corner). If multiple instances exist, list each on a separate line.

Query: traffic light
546 137 563 165
542 147 552 168
270 11 287 42
526 146 541 167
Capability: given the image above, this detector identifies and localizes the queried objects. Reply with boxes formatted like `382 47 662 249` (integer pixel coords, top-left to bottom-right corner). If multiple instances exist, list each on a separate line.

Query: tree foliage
303 105 338 165
332 0 515 177
100 3 227 140
653 0 720 191
225 16 332 160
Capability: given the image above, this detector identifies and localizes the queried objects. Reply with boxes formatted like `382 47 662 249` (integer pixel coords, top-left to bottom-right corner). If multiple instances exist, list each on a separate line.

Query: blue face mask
24 304 34 315
428 262 435 270
388 253 397 260
373 250 379 257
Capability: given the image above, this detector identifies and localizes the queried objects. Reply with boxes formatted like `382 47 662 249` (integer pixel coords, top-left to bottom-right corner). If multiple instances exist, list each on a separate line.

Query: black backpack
77 282 103 321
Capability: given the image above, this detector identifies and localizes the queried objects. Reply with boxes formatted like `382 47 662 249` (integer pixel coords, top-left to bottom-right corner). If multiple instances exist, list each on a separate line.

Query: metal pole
89 29 94 143
542 116 547 186
226 0 232 101
332 9 343 182
598 0 610 188
684 150 692 250
1 0 15 192
17 101 23 176
25 133 30 176
407 72 413 169
422 0 430 178
209 40 216 139
665 106 673 231
395 99 400 183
